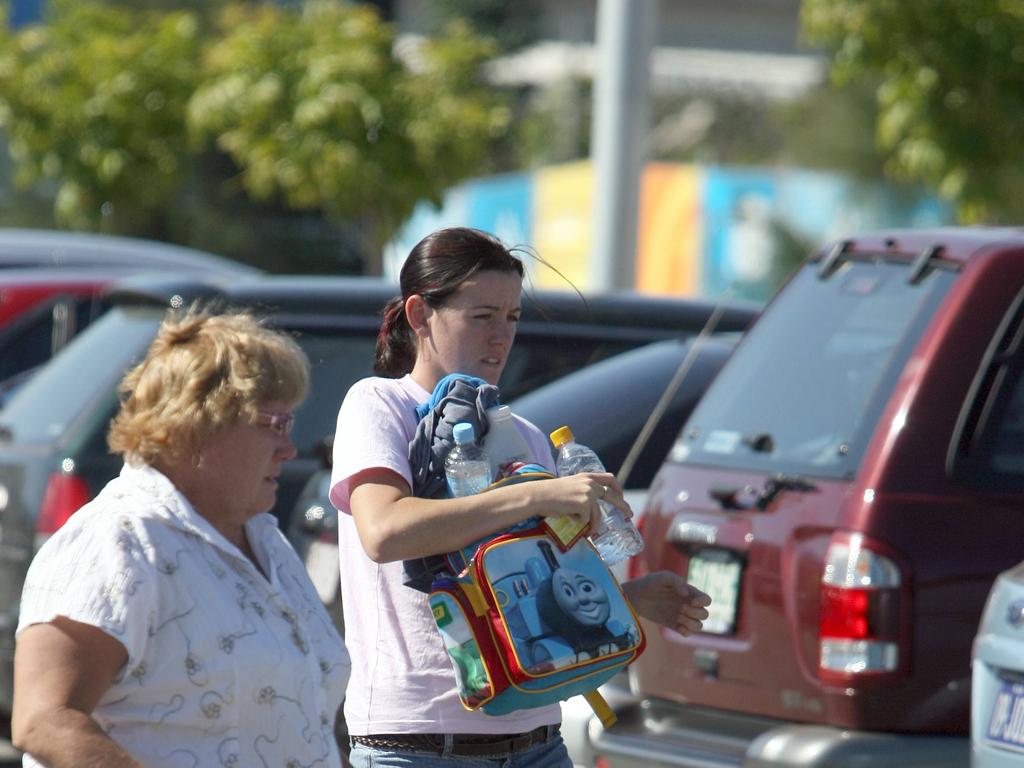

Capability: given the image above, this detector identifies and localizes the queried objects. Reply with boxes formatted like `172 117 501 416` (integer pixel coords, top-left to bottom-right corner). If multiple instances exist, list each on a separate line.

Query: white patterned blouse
17 463 351 768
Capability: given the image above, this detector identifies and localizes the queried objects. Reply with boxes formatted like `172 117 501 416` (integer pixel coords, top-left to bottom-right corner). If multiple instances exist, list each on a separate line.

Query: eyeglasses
254 411 295 436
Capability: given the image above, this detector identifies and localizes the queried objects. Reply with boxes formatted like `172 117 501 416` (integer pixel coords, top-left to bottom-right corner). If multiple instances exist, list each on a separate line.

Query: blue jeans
348 732 573 768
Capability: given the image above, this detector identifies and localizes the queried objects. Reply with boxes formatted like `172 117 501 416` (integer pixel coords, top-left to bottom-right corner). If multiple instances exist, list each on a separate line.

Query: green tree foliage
775 79 886 179
0 0 511 264
0 0 201 231
802 0 1024 223
187 1 510 253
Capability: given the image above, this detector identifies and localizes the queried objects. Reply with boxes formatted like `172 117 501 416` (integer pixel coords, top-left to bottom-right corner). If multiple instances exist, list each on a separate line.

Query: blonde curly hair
108 306 309 466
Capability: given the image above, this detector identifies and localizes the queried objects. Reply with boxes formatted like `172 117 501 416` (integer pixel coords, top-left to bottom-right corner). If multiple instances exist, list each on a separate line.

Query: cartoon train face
549 568 611 628
491 539 635 671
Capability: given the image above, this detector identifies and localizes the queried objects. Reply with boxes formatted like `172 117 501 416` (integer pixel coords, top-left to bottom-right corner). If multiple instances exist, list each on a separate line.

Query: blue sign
9 0 43 29
701 167 778 302
465 172 532 250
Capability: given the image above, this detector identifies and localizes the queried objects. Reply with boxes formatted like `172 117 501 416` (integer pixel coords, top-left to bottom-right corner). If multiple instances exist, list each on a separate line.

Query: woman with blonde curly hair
12 307 351 768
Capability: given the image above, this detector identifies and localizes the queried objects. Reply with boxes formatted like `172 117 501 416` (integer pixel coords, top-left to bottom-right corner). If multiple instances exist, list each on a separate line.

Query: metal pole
590 0 658 291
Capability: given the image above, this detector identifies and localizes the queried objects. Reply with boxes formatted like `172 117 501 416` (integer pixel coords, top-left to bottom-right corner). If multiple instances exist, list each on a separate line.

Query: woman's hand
622 572 711 636
533 472 631 532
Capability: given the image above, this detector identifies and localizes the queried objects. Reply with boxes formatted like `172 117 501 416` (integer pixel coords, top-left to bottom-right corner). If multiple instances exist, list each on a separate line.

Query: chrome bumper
588 699 969 768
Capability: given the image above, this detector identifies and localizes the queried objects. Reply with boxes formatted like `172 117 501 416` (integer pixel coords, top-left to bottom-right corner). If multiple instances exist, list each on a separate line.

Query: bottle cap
488 404 513 420
453 422 476 444
549 425 575 447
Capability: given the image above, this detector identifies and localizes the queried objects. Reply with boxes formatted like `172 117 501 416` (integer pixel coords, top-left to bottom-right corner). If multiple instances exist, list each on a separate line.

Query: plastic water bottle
445 422 492 497
482 405 532 481
550 425 644 565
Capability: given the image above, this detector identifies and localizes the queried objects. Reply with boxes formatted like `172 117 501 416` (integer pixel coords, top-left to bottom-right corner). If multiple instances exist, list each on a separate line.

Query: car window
500 333 641 401
673 261 955 480
985 373 1024 476
0 295 108 381
0 310 54 380
288 331 378 457
962 310 1024 485
0 306 162 445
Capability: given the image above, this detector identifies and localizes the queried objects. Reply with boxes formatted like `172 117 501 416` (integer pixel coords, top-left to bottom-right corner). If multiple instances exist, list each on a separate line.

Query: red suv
592 228 1024 767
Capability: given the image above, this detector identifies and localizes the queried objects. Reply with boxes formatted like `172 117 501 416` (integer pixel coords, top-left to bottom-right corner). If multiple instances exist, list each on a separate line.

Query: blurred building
392 0 824 101
384 1 920 301
394 0 805 53
384 162 952 302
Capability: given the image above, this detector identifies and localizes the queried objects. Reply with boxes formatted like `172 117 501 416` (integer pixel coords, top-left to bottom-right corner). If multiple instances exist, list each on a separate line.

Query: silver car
972 560 1024 766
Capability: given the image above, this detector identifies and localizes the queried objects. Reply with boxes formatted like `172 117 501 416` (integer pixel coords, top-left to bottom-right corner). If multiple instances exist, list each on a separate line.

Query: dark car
592 227 1024 768
0 271 758 718
971 557 1024 767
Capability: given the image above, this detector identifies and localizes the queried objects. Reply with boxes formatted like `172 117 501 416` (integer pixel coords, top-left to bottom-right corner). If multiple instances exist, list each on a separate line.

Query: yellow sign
531 161 594 290
636 163 702 296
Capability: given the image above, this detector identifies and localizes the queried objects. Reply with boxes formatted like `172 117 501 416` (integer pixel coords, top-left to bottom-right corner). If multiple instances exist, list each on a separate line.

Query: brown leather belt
352 723 560 757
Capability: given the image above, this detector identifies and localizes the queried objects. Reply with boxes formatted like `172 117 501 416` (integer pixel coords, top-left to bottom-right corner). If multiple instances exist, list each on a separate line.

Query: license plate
986 679 1024 753
304 539 340 604
686 549 741 635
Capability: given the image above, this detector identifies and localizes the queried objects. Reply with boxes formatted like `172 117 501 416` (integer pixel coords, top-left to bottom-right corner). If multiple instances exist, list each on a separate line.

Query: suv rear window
672 260 955 479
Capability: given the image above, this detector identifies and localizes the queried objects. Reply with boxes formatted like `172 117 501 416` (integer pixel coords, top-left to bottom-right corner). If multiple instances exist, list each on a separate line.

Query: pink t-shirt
330 374 560 735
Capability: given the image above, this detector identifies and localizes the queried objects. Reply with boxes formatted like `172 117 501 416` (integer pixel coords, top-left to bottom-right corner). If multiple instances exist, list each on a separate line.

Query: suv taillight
819 533 902 678
36 471 91 549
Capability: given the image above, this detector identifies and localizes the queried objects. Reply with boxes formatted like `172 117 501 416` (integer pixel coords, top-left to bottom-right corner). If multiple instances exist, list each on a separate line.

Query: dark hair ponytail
373 227 525 377
374 297 415 376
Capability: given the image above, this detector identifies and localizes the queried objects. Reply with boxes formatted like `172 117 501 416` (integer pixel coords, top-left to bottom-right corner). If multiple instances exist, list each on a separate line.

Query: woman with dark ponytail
331 227 710 768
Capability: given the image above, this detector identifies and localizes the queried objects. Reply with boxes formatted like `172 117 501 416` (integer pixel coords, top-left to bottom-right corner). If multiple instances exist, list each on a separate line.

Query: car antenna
616 287 738 487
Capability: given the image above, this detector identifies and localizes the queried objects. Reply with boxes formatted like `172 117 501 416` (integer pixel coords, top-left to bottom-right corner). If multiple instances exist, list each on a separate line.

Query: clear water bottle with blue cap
445 422 492 497
550 425 644 565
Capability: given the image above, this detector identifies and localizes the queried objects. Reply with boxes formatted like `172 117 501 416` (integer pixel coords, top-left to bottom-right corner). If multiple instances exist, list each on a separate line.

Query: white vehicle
972 560 1024 766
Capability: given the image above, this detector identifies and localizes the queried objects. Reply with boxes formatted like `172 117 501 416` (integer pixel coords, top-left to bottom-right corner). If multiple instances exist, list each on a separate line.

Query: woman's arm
13 617 142 768
622 572 712 636
349 468 628 563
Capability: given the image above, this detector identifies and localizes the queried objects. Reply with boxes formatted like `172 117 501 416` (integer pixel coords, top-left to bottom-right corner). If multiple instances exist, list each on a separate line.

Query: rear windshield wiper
742 431 774 453
709 473 818 511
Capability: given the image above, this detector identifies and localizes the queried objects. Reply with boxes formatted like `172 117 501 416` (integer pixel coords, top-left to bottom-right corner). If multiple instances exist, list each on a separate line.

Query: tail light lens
819 533 902 677
36 470 91 549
